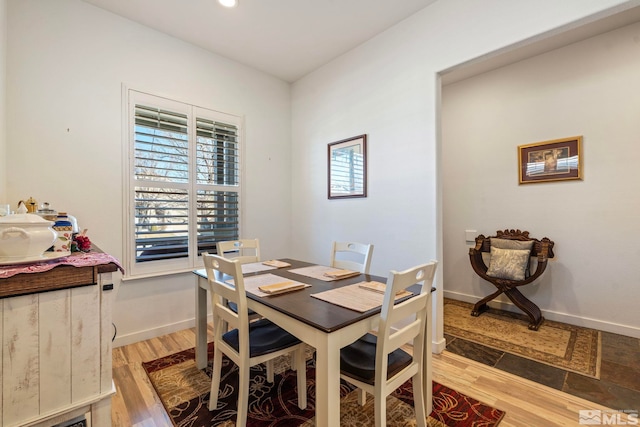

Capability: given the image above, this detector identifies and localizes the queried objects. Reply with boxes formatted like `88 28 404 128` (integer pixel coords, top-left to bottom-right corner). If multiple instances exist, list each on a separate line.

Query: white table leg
423 292 433 414
314 333 342 427
195 277 208 369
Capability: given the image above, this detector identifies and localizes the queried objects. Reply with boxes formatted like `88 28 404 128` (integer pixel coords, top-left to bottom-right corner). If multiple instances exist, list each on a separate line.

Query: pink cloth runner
0 251 124 279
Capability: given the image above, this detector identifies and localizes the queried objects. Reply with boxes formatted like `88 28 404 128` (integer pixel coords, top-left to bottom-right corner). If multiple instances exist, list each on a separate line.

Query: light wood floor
112 327 622 427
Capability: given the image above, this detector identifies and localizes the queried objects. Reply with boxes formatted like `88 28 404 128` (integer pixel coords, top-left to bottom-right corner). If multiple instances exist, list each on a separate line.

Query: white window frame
122 88 243 279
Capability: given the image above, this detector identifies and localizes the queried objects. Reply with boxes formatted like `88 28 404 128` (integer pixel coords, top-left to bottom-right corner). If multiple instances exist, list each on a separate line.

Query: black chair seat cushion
227 301 258 317
340 333 412 385
223 319 301 358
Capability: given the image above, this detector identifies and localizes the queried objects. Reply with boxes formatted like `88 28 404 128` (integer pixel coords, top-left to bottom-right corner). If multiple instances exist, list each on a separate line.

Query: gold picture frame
518 136 583 184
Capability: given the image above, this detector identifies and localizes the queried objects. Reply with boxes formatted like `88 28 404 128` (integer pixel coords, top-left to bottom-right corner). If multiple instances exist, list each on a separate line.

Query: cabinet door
39 290 72 413
1 283 107 426
2 294 41 425
70 285 102 400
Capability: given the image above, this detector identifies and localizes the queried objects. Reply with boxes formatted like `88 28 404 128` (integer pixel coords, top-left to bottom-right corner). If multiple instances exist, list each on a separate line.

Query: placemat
288 265 358 281
311 281 411 312
233 273 310 297
241 262 276 275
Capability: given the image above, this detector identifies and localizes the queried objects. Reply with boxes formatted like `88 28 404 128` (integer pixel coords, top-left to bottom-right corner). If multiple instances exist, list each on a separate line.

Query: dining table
193 258 434 427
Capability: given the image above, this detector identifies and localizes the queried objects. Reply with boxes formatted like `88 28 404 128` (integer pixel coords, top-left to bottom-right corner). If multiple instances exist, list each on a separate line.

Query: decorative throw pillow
486 247 530 281
490 238 534 251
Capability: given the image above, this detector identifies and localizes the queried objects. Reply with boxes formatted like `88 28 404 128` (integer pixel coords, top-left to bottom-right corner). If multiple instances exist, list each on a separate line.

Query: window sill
121 267 200 282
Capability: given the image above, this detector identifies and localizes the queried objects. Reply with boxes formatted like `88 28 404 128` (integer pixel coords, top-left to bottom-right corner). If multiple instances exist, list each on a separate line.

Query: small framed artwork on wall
328 134 367 199
518 136 583 184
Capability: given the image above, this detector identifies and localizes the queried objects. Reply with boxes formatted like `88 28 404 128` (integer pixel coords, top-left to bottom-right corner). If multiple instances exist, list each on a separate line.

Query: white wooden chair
330 241 374 274
216 238 261 264
339 261 438 427
216 238 292 374
202 253 307 425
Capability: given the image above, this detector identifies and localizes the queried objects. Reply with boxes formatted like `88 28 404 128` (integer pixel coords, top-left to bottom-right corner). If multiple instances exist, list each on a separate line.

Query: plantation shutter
134 105 190 262
195 117 240 255
127 90 243 276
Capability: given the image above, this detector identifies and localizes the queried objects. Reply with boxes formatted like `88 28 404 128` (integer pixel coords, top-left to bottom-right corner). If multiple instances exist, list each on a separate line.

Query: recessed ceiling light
218 0 238 7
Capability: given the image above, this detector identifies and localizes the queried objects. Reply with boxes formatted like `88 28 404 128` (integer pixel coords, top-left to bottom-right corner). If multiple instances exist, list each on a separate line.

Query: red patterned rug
142 343 505 426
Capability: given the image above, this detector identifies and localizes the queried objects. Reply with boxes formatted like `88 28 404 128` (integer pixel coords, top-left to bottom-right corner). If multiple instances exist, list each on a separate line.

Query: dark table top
195 258 422 334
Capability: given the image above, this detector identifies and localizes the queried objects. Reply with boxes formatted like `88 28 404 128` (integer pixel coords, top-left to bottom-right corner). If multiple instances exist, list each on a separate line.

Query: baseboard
113 318 202 348
432 336 447 354
443 290 640 339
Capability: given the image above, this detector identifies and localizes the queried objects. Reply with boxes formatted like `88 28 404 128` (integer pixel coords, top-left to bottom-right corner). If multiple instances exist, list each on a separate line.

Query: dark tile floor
444 323 640 411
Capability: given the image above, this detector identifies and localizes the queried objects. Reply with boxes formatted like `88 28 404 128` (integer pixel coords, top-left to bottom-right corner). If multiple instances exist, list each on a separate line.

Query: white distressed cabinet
0 260 117 427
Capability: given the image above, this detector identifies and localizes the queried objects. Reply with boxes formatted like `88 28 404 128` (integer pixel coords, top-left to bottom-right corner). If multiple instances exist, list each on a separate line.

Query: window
124 90 242 277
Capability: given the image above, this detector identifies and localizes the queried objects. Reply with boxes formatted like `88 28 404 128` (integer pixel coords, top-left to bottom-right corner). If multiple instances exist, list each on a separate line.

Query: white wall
0 0 7 202
5 0 292 346
291 0 637 350
442 21 640 337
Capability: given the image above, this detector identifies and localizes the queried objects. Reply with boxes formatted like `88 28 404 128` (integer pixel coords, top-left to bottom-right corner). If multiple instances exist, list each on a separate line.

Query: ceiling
81 0 438 82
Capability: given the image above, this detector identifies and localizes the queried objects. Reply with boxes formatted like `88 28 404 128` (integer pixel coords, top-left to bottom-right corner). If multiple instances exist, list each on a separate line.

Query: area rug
142 343 505 426
444 298 601 378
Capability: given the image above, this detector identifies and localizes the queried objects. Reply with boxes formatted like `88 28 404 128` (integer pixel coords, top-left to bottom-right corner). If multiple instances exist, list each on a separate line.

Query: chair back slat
387 316 422 353
386 293 428 326
217 239 261 264
330 241 374 274
211 278 241 305
332 258 366 274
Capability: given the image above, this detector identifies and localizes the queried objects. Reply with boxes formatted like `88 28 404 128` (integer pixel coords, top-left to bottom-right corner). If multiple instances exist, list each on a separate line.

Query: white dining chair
330 241 374 274
202 253 307 425
216 238 261 264
216 238 299 374
339 261 438 427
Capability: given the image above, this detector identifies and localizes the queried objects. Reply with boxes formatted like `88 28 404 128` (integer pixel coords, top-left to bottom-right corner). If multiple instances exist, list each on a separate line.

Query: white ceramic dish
0 251 71 266
0 213 57 258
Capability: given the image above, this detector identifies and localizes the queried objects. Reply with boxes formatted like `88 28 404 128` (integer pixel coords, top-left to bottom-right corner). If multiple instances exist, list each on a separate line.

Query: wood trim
97 263 119 274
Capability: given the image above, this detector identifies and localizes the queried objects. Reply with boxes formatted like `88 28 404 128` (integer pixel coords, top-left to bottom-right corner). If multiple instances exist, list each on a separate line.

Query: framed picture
518 136 583 184
328 134 367 199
